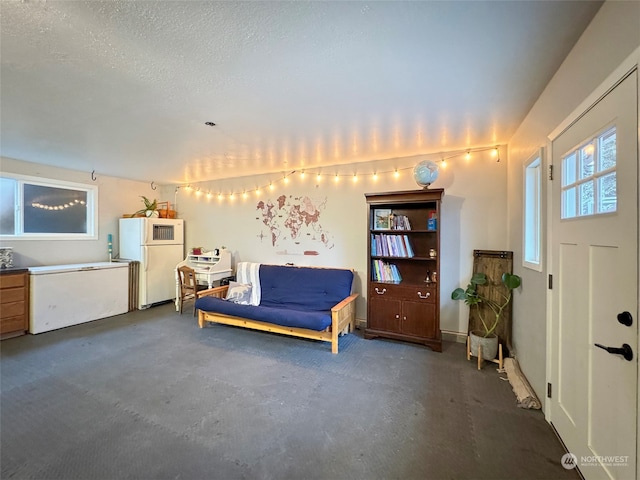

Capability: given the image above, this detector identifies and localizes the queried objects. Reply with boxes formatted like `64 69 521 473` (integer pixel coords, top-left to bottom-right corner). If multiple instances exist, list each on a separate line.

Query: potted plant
135 196 159 217
451 271 521 361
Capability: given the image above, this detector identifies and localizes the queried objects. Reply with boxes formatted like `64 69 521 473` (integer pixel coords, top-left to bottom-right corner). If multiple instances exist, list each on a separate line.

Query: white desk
175 249 233 311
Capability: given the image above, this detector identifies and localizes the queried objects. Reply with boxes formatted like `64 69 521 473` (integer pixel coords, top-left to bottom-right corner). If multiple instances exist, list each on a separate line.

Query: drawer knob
417 291 430 299
375 288 387 295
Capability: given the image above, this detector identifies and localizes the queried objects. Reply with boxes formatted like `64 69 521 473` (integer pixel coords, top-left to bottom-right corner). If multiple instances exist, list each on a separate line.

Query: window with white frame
561 126 616 219
523 150 542 271
0 174 98 239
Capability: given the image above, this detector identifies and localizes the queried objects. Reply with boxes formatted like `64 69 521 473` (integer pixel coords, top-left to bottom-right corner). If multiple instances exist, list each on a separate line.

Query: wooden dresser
0 268 29 339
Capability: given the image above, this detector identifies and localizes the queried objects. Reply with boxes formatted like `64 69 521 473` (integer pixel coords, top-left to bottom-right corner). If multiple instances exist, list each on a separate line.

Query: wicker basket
157 201 177 219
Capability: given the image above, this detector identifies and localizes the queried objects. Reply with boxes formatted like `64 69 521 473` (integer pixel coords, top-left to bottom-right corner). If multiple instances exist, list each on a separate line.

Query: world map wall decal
255 195 334 255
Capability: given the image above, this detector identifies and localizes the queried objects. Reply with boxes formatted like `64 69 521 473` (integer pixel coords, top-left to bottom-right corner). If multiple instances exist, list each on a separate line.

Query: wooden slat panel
468 250 514 356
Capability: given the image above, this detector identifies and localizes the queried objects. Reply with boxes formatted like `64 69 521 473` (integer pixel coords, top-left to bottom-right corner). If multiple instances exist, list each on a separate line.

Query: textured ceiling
1 0 602 185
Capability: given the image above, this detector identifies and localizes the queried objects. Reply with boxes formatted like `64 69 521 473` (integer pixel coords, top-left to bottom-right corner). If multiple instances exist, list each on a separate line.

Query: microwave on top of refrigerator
119 217 184 246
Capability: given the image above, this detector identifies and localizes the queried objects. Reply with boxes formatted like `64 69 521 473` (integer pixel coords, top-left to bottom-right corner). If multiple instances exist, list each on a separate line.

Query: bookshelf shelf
364 189 443 352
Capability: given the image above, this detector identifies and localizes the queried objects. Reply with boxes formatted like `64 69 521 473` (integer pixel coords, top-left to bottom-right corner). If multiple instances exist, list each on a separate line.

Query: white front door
549 71 638 479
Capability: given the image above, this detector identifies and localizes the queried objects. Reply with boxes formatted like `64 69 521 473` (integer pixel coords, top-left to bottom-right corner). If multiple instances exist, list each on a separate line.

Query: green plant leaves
502 272 521 290
470 272 487 285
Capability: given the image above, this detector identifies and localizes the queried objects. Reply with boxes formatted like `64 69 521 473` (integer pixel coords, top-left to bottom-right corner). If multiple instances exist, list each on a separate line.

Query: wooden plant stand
466 335 504 371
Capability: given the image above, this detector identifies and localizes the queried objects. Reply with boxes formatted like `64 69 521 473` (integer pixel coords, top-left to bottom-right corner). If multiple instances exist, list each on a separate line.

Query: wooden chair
177 265 198 316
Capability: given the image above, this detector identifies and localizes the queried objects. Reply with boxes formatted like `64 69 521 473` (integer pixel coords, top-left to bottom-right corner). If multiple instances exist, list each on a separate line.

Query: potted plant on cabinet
451 271 521 363
134 196 159 217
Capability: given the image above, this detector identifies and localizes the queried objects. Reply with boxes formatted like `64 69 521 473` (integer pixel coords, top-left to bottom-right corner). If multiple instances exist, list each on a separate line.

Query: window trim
523 148 543 272
0 172 98 240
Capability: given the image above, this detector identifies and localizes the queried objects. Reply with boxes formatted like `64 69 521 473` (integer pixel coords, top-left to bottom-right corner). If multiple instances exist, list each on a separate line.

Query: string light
176 145 503 201
31 199 86 210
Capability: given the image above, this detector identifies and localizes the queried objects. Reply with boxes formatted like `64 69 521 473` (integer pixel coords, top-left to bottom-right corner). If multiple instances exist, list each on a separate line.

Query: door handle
594 343 633 361
417 291 430 299
375 288 386 295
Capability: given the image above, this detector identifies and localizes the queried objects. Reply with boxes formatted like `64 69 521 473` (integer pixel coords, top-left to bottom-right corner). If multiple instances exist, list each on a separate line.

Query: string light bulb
394 170 399 178
465 151 471 161
352 174 358 182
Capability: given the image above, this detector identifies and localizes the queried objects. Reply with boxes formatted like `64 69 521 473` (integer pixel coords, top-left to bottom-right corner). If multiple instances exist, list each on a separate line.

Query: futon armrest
331 293 359 312
197 285 229 299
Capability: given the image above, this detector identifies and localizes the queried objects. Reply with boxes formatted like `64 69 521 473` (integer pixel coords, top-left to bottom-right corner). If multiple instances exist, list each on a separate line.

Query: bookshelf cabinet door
401 301 437 339
368 295 401 333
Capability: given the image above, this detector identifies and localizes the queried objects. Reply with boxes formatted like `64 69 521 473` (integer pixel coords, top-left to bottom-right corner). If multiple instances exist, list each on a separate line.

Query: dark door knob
617 311 633 327
594 343 633 361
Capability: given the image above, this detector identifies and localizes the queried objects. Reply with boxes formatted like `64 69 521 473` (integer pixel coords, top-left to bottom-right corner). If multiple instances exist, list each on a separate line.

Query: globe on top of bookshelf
413 160 439 188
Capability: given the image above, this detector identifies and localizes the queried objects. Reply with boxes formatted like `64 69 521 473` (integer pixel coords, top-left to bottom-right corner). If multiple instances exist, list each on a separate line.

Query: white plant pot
469 330 499 360
146 210 159 218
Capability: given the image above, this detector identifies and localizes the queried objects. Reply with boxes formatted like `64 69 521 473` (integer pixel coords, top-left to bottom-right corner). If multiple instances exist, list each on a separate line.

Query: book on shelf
370 233 415 258
371 259 402 283
390 214 412 230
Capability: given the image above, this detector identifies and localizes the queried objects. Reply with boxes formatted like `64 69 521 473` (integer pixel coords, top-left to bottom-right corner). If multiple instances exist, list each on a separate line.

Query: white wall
507 0 640 402
0 156 160 267
167 150 508 332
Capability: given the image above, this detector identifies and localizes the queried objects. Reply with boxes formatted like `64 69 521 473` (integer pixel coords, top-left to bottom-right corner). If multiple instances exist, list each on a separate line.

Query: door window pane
598 172 617 213
599 128 616 171
579 181 594 216
563 152 577 187
579 143 595 179
563 187 576 219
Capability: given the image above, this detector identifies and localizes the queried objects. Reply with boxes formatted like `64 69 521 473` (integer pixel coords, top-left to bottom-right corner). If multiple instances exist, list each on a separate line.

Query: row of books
390 214 411 230
371 233 414 257
371 260 402 283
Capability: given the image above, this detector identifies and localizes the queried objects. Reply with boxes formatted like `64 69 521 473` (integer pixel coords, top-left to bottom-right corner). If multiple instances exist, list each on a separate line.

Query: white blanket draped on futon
235 262 261 306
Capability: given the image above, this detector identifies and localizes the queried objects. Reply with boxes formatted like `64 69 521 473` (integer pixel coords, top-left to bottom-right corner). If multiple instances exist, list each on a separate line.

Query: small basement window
0 173 98 239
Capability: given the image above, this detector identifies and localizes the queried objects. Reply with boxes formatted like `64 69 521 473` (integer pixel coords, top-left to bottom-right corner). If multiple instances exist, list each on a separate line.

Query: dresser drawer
0 274 26 289
369 284 436 303
1 287 25 304
0 315 27 335
0 301 25 318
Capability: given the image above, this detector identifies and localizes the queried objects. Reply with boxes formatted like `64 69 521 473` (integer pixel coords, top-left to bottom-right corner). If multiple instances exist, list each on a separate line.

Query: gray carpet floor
1 303 577 480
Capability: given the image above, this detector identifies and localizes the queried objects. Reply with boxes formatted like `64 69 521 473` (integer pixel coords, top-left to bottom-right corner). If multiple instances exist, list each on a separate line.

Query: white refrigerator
119 218 184 309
